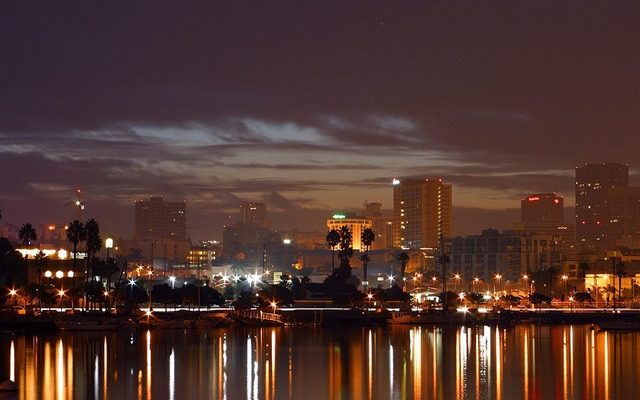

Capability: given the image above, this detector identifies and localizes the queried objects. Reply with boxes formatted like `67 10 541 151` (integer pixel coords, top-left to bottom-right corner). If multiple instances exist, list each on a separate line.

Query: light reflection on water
1 324 640 399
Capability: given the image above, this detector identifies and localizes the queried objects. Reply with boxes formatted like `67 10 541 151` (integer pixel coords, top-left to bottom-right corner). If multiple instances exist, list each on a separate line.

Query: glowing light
457 306 469 313
527 196 540 202
57 249 68 259
9 288 18 297
332 214 346 219
67 270 74 278
45 270 52 278
55 270 64 279
392 178 400 185
283 239 291 244
105 238 114 249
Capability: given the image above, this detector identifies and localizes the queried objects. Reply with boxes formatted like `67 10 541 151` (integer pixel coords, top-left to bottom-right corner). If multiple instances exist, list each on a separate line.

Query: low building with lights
326 213 373 251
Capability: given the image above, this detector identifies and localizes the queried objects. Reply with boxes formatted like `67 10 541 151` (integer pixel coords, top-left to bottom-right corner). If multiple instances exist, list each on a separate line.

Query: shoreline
2 307 640 333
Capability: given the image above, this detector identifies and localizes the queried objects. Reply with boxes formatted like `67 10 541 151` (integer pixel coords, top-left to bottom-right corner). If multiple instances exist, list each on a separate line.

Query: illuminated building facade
326 214 373 251
392 178 452 249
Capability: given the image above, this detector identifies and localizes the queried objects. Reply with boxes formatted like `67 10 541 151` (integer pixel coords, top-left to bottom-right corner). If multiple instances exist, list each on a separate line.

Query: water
1 324 638 400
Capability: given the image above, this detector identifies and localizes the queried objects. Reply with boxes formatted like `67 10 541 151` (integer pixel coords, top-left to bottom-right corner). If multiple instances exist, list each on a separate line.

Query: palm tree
66 220 87 306
34 250 48 286
326 229 340 273
18 223 37 249
85 219 102 276
337 225 353 269
396 252 409 291
360 228 375 287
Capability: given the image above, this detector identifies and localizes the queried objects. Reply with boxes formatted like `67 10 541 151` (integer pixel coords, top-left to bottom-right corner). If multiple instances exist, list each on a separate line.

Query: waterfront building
450 229 555 283
392 177 452 249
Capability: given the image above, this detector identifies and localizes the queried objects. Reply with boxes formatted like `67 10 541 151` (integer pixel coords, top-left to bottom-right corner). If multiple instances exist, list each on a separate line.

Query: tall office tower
575 163 629 251
240 202 269 228
134 196 187 240
521 193 564 224
392 177 452 249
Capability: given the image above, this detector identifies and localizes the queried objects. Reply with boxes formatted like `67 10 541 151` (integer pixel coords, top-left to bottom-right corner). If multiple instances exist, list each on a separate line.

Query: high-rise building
392 177 452 249
575 163 631 251
240 202 269 228
521 193 564 224
134 196 187 241
134 196 188 266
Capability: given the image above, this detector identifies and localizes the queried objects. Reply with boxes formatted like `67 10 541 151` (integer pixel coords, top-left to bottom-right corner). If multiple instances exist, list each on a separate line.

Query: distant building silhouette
362 201 393 250
134 196 188 267
239 202 269 228
575 163 640 253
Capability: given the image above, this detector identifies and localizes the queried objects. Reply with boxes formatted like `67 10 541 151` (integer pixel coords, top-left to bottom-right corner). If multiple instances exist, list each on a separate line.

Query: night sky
1 2 639 240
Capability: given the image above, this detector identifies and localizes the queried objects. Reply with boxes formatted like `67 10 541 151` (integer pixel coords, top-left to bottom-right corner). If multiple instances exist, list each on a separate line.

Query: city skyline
1 2 639 240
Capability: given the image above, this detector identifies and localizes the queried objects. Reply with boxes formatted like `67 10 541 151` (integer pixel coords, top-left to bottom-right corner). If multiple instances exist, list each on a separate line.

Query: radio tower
74 188 85 220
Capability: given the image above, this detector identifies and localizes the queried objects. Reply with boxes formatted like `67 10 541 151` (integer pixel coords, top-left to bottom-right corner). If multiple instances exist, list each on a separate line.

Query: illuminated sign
332 214 346 219
527 196 540 202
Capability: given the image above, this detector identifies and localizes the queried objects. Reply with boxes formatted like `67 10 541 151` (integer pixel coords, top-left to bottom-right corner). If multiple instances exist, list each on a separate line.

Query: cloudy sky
1 2 639 240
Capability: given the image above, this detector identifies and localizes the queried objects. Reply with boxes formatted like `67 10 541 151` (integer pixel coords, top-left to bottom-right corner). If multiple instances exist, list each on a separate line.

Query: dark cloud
1 2 640 239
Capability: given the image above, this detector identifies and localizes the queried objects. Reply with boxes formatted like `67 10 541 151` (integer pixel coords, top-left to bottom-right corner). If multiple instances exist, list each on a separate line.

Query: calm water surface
1 324 639 399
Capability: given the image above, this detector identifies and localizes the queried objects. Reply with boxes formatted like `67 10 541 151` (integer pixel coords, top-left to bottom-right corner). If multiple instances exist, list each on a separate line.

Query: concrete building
239 202 269 228
362 201 393 250
518 192 575 259
134 196 186 241
392 177 452 249
521 193 564 224
575 163 640 253
449 229 556 283
134 196 188 266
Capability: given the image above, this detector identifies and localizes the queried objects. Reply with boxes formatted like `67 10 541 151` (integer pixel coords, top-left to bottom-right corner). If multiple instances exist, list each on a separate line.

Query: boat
0 380 17 392
55 318 135 331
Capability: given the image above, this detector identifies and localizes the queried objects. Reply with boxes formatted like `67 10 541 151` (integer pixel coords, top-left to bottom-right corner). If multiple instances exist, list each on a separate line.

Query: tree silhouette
18 223 37 249
66 220 87 309
34 250 48 286
396 252 409 291
360 228 375 287
326 229 340 273
337 225 353 269
85 219 102 268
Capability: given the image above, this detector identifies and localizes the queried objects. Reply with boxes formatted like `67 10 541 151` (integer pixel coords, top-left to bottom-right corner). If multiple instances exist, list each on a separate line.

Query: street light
561 275 569 304
522 274 530 294
387 274 395 288
473 277 480 292
8 288 17 306
494 274 502 297
169 276 176 289
454 273 461 292
105 238 114 260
